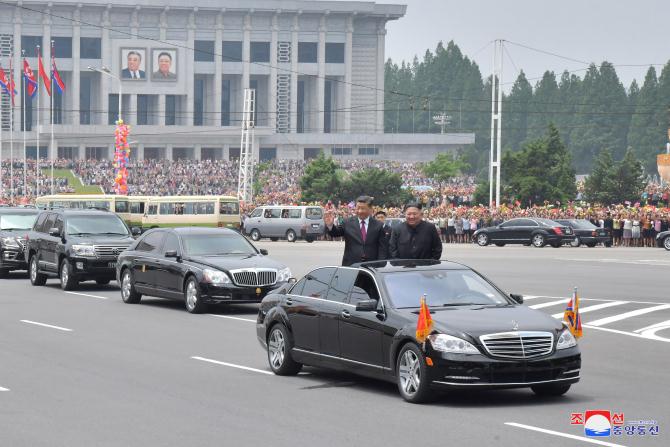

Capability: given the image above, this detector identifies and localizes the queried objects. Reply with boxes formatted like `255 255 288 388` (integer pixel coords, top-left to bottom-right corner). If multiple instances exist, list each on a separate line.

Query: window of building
52 90 63 124
304 148 321 160
166 95 176 126
80 73 92 124
250 42 270 62
298 42 318 63
108 94 119 125
144 148 163 160
194 40 215 62
202 148 222 160
80 37 101 59
194 78 204 126
221 79 231 126
331 147 352 156
325 43 344 63
137 94 149 125
85 147 106 160
259 147 276 162
21 36 42 55
57 147 77 160
223 41 242 62
52 37 72 58
228 148 240 160
358 147 379 156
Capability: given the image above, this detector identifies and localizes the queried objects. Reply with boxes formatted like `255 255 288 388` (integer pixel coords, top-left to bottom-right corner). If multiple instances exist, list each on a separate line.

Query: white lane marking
208 314 256 323
581 324 670 343
633 319 670 333
505 422 628 447
65 291 108 300
191 356 273 375
587 304 670 327
524 295 668 306
0 386 9 392
20 320 73 332
551 301 629 319
529 300 568 310
557 257 670 266
520 295 542 300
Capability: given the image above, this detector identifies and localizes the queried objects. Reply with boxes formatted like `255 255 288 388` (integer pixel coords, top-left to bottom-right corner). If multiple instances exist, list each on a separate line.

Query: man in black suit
121 51 146 80
324 196 388 266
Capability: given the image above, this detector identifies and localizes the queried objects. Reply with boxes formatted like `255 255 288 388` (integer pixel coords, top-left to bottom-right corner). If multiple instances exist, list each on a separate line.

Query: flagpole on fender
36 45 40 198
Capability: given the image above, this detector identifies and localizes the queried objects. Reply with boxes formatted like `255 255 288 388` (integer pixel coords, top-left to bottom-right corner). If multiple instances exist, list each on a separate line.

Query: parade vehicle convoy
25 209 138 290
243 205 324 242
257 259 581 403
657 230 670 250
554 219 611 247
473 217 575 248
117 227 291 313
0 208 39 278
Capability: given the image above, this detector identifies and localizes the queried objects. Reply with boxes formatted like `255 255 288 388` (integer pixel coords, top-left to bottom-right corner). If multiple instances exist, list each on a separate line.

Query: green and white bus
142 195 241 229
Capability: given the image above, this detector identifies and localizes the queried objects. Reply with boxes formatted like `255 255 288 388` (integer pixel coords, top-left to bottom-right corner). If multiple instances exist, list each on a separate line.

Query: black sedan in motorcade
117 227 291 313
257 259 581 403
473 217 575 248
554 219 611 247
657 230 670 250
0 207 39 277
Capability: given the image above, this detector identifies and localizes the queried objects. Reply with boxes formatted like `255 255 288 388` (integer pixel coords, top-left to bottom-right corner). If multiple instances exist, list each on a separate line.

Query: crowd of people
0 160 74 203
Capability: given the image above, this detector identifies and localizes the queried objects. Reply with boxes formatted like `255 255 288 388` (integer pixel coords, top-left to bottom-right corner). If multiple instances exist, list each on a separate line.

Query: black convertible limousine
257 260 581 403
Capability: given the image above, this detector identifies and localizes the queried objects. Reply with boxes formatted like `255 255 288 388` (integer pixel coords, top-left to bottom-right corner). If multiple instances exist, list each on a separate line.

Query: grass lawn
42 169 103 194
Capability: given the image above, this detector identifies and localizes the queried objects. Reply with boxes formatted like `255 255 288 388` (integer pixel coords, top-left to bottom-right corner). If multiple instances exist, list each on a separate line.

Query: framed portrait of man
120 48 147 80
152 49 177 81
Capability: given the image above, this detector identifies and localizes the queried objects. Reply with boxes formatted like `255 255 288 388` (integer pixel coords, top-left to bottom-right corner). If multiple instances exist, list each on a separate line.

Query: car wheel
532 234 546 248
29 255 47 286
286 229 297 243
586 242 597 248
120 269 142 304
96 279 111 285
531 383 571 397
184 276 207 314
250 229 261 241
267 323 302 376
60 259 78 291
550 242 561 248
396 343 434 403
476 233 489 246
663 237 670 251
0 268 9 279
570 237 581 247
494 242 505 247
270 237 279 242
305 236 315 243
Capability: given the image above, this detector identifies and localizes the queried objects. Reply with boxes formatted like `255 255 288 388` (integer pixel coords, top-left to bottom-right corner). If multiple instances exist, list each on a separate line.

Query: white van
243 205 324 242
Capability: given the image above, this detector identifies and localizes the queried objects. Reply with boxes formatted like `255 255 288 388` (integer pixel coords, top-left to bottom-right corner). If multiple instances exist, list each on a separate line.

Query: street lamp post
88 66 122 123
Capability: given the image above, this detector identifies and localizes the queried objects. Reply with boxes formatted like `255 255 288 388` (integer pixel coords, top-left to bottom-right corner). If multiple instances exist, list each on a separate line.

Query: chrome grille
230 269 277 287
93 244 130 258
479 331 554 359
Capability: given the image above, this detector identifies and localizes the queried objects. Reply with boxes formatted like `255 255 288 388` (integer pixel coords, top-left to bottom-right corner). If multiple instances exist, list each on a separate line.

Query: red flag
0 64 10 96
38 51 51 96
51 52 65 93
23 58 38 98
563 288 583 338
415 295 433 343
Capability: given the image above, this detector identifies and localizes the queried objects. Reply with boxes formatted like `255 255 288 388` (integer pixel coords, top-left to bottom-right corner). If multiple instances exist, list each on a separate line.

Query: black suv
0 207 39 278
25 209 138 290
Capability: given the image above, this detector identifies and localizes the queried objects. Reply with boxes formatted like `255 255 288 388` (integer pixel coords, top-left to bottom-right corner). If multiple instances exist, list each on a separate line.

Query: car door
266 208 282 237
339 270 388 373
492 220 515 242
513 218 537 242
319 267 358 357
131 230 165 294
283 267 335 353
153 231 184 299
40 213 58 272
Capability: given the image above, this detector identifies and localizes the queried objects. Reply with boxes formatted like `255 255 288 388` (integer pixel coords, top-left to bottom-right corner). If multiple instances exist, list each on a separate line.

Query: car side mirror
510 293 524 304
288 277 297 284
131 227 142 236
355 299 378 311
48 227 61 237
165 250 180 261
259 249 269 255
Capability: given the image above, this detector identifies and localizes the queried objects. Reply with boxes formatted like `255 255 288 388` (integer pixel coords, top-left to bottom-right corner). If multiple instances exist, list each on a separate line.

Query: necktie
360 220 367 243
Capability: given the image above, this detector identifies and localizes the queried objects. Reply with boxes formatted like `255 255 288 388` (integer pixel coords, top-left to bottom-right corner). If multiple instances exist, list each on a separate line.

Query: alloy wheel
122 272 132 301
186 281 198 311
268 328 286 369
399 350 421 396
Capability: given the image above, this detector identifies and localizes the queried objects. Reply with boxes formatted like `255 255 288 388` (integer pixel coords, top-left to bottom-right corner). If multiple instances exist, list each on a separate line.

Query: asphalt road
1 242 668 447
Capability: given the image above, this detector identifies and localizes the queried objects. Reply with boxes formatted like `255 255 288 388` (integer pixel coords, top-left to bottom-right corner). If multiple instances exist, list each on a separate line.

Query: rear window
306 207 323 220
220 201 240 215
115 201 129 213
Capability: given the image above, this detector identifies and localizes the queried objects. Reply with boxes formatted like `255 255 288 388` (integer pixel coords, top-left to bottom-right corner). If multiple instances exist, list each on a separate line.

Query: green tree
609 147 647 203
503 71 533 151
422 153 468 184
584 148 616 204
339 168 412 207
628 66 664 172
299 153 341 203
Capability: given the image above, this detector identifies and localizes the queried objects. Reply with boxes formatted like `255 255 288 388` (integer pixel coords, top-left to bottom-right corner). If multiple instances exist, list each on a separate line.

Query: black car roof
171 227 239 236
38 209 114 216
0 207 39 214
358 259 469 273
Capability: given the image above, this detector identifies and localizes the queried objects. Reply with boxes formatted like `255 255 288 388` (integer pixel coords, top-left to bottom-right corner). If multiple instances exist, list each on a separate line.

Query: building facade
0 0 474 162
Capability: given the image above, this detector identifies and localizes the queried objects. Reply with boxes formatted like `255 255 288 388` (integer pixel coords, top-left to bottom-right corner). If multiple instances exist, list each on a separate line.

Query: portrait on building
121 48 147 80
151 49 177 81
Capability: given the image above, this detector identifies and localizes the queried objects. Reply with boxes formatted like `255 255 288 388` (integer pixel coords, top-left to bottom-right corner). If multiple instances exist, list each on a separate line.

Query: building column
344 15 353 133
269 13 278 131
289 14 299 133
316 14 326 133
136 143 144 161
130 7 140 38
186 9 196 125
71 6 81 126
101 6 111 125
12 6 22 129
223 143 230 161
159 7 168 41
194 144 202 161
166 144 173 161
376 22 386 133
77 143 85 160
242 13 251 91
129 95 137 125
214 12 223 127
107 143 114 161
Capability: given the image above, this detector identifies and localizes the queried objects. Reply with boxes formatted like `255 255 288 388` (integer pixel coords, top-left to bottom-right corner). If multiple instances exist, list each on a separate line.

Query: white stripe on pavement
520 295 542 300
587 304 670 327
208 314 256 323
505 422 628 447
580 324 670 343
529 300 568 310
551 301 629 319
65 291 108 300
20 320 73 332
633 319 670 333
191 356 273 375
0 386 9 392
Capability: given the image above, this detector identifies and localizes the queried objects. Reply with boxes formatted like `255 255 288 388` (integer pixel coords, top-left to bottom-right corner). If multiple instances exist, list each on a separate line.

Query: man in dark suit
121 51 146 80
324 196 388 266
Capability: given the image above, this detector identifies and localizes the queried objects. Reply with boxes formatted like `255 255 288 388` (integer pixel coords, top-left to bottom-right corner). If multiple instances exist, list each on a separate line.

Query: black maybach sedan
0 207 39 277
116 227 291 313
257 260 581 403
473 217 574 248
554 219 611 247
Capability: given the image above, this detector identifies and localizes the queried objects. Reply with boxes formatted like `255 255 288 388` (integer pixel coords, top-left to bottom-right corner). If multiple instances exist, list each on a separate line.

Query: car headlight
71 244 96 257
556 328 577 350
203 268 231 285
428 334 480 354
276 267 292 283
1 237 20 249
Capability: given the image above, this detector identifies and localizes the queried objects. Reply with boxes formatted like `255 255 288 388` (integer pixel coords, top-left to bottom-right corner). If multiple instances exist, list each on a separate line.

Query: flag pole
50 41 55 195
22 50 27 201
9 52 14 205
36 45 40 197
0 59 4 202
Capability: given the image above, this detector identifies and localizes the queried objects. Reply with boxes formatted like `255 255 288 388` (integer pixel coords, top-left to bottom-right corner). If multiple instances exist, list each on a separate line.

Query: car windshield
66 216 130 236
383 269 510 309
182 234 257 256
0 213 37 230
571 220 597 229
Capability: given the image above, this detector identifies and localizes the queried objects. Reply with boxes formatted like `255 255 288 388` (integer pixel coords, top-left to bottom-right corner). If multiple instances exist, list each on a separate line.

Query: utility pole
432 113 451 134
489 39 504 208
238 88 256 205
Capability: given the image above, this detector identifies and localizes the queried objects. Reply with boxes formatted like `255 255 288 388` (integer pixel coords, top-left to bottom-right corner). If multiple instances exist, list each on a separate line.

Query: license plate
108 262 117 268
599 231 607 236
312 224 320 228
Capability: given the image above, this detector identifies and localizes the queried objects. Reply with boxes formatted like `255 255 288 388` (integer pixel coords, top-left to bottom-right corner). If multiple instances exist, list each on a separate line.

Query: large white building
0 0 474 162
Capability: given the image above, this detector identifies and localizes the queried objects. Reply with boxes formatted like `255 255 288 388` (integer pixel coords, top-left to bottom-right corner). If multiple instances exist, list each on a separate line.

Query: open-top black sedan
554 219 611 247
257 259 581 403
473 217 574 248
117 227 291 313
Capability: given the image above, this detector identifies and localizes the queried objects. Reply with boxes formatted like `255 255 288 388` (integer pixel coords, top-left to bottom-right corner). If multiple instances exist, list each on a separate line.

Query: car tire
267 323 302 376
531 383 571 397
664 236 670 251
120 269 142 304
96 279 111 285
0 268 9 279
305 236 315 243
184 276 207 314
396 343 434 404
586 242 597 248
532 234 546 248
29 255 47 286
476 233 489 247
286 229 297 243
270 237 279 242
570 237 581 247
494 242 505 247
60 259 78 291
250 229 261 241
550 242 561 248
